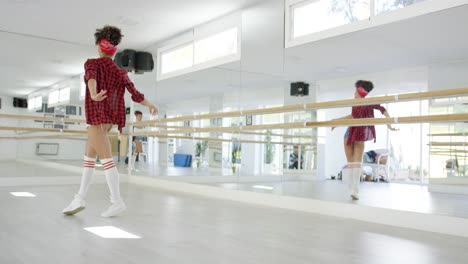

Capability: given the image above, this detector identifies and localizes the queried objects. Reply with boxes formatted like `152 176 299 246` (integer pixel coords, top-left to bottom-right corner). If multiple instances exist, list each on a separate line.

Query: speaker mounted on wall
135 52 154 74
13 97 28 108
114 49 136 71
290 82 309 97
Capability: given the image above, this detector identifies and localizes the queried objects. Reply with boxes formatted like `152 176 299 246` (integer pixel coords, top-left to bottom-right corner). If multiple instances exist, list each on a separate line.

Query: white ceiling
0 0 261 96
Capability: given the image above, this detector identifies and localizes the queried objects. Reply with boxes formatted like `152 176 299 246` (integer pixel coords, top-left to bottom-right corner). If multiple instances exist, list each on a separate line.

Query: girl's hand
387 125 399 131
148 104 158 116
91 90 107 101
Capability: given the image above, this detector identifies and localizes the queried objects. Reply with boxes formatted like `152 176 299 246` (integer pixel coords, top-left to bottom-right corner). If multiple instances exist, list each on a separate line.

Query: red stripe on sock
103 161 115 170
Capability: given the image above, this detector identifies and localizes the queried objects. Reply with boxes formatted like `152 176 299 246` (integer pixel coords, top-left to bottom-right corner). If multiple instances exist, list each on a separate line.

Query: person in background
125 110 145 165
331 80 398 200
289 145 304 169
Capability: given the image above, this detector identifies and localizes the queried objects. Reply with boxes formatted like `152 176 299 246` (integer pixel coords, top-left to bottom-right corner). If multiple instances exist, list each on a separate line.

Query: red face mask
99 39 117 55
357 87 368 98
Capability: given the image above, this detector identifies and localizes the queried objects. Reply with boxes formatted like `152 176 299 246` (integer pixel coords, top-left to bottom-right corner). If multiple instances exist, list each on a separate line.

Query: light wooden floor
8 160 468 219
1 183 468 264
206 180 468 219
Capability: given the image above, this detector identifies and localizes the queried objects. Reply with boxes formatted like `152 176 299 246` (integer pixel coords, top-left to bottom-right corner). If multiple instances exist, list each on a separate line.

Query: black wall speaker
114 49 136 71
135 52 154 74
13 97 28 108
290 82 309 97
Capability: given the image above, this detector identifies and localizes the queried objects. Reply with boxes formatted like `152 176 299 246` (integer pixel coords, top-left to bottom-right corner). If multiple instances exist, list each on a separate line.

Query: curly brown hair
355 80 374 93
94 25 123 46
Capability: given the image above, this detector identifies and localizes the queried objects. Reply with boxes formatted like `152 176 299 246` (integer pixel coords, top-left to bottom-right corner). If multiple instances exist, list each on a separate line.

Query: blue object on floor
174 154 192 167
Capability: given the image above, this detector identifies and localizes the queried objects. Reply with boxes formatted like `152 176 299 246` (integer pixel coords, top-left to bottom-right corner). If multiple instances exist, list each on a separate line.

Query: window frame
285 0 468 48
157 23 242 81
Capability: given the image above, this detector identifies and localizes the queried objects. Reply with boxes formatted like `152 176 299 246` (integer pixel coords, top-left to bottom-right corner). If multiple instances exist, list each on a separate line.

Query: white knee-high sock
77 156 96 199
349 162 362 194
342 164 353 186
101 158 122 203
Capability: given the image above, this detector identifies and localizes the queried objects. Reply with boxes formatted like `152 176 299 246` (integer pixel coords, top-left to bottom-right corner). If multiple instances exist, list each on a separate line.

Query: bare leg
344 139 353 163
87 124 113 159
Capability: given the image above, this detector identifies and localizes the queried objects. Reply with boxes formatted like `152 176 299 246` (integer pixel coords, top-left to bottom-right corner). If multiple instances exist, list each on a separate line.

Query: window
28 96 42 110
80 74 86 99
48 90 59 105
194 27 238 64
158 26 240 80
292 0 370 39
59 87 70 103
48 87 70 106
161 44 194 75
375 0 428 15
286 0 468 48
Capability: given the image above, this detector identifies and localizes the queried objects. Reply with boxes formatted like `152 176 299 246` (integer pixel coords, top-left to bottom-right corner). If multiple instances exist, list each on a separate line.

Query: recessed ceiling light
84 226 141 239
10 192 36 197
253 185 274 190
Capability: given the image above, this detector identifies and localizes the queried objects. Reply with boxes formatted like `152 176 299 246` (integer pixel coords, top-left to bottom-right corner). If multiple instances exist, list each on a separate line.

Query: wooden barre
0 114 85 123
428 133 468 137
150 124 321 138
154 129 318 139
1 113 466 138
1 87 466 127
155 134 315 146
131 114 468 134
0 135 87 140
132 87 468 125
430 142 468 147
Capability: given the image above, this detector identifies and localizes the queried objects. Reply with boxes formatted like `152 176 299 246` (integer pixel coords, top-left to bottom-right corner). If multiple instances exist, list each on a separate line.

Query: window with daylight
48 90 59 105
28 96 42 110
292 0 370 39
59 87 70 103
286 0 467 48
160 44 194 75
375 0 428 15
194 27 238 64
158 26 240 80
48 87 70 106
80 74 86 99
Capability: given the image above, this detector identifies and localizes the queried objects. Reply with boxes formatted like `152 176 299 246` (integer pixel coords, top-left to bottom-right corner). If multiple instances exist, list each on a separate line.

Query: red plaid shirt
84 57 145 132
346 104 387 145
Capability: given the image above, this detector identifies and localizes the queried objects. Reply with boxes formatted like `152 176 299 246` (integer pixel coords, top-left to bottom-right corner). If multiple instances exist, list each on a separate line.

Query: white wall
428 60 468 90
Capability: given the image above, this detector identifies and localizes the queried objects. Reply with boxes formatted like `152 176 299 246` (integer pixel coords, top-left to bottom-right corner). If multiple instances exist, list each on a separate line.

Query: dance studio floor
0 160 75 177
204 181 468 219
1 183 468 264
5 160 468 219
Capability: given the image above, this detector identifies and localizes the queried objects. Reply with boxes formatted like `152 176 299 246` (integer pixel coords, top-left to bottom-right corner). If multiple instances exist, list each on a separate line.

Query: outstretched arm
139 99 158 116
122 72 158 116
382 110 399 131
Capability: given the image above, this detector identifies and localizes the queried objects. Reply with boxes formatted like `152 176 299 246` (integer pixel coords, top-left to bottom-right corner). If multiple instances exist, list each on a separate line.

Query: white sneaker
350 193 360 200
101 200 126 218
62 194 86 215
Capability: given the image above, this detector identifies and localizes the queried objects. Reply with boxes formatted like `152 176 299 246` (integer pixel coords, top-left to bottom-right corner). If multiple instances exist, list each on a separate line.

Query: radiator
36 143 59 155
